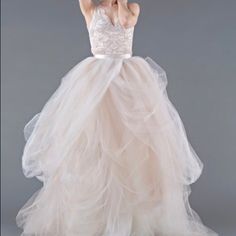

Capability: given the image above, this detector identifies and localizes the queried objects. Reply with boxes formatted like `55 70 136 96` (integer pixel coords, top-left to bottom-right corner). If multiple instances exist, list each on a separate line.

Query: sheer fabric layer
16 56 217 236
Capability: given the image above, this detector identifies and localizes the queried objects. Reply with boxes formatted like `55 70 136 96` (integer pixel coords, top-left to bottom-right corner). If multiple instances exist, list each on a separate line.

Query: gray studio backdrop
2 0 236 235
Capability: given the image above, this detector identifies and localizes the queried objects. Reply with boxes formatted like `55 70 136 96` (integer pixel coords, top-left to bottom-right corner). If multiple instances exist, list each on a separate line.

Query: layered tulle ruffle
16 56 217 236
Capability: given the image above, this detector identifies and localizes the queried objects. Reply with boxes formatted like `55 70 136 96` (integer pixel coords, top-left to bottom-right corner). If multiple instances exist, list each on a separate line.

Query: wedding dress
16 5 218 236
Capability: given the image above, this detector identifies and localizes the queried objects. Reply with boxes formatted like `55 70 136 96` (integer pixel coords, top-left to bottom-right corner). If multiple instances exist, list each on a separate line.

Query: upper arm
78 0 96 27
124 2 140 28
78 0 95 16
128 2 140 17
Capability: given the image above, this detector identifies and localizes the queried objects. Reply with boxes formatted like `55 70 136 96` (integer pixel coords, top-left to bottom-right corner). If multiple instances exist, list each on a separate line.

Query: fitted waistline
94 54 132 59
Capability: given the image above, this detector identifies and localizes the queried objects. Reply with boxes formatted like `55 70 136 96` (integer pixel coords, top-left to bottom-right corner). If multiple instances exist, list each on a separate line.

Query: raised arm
78 0 96 27
117 0 140 28
78 0 95 15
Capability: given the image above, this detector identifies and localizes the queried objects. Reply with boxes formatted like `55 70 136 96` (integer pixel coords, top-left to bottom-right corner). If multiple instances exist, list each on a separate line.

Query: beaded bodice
87 5 134 56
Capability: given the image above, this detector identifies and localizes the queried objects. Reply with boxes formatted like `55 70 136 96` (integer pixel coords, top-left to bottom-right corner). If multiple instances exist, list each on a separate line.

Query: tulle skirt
16 56 217 236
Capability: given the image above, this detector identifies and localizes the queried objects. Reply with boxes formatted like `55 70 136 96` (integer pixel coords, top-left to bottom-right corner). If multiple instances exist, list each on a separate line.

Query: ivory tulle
16 56 217 236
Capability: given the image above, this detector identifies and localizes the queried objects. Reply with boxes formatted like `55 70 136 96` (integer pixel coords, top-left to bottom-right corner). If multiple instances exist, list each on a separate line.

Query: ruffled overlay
16 56 217 236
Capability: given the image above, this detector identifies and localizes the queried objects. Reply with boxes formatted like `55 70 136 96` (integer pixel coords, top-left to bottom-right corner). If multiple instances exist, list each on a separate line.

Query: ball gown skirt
16 55 217 236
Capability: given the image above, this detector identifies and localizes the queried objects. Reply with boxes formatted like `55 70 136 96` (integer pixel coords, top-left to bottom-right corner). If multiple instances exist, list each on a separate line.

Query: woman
16 0 218 235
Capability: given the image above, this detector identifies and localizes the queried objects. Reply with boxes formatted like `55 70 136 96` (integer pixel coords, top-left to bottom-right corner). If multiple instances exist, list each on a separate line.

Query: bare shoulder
128 2 140 15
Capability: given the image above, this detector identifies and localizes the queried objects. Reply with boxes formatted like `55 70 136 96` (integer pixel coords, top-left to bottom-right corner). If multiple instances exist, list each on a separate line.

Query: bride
16 0 218 235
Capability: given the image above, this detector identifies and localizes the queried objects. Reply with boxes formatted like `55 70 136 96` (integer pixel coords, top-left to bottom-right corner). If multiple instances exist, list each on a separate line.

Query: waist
94 54 132 59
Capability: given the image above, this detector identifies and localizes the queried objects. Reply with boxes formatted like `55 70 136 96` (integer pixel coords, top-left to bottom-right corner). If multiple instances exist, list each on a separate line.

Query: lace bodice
87 5 134 56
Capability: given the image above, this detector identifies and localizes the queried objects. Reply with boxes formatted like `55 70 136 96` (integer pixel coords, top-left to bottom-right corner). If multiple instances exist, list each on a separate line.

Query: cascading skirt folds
16 56 217 236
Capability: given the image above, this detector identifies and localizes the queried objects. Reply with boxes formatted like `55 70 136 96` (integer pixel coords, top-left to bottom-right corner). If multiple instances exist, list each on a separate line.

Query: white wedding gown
16 5 218 236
